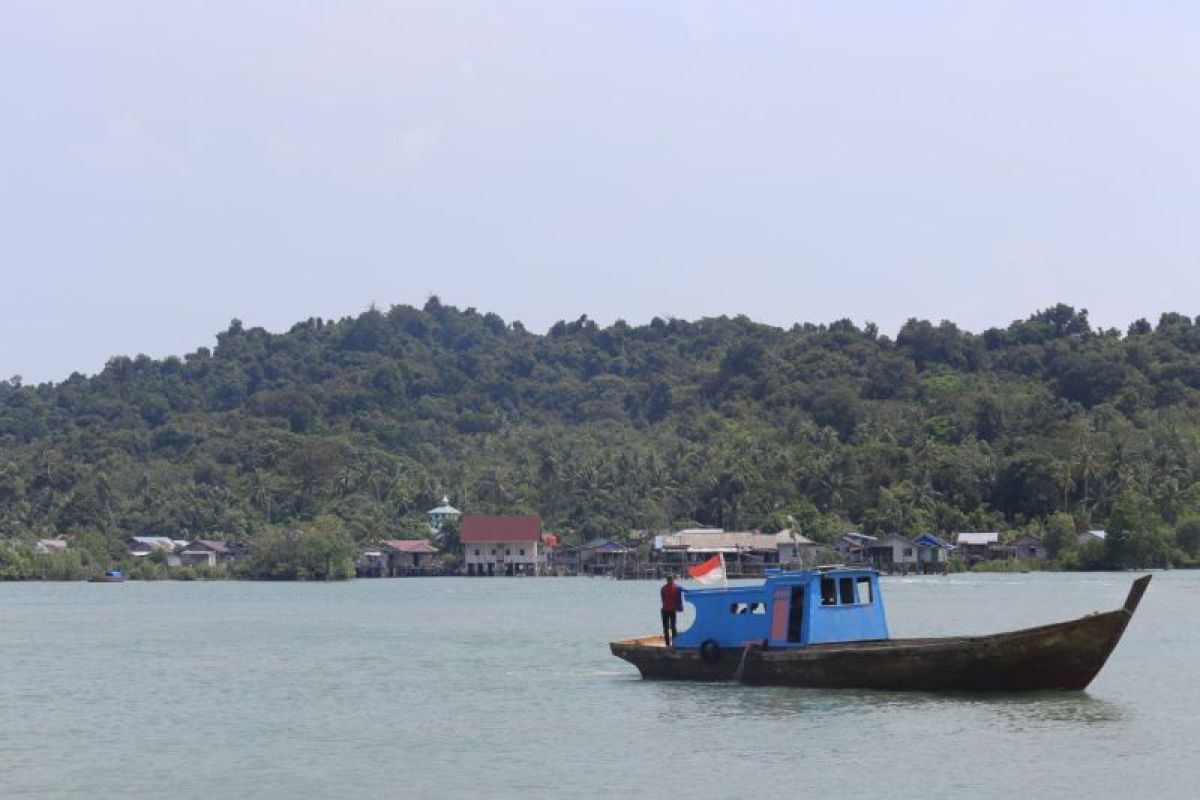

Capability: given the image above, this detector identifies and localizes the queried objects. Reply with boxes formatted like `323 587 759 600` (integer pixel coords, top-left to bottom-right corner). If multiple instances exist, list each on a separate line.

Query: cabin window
903 548 913 557
750 602 766 615
505 549 511 556
519 548 525 556
820 577 837 605
731 602 750 614
856 576 873 604
839 577 855 605
474 549 480 556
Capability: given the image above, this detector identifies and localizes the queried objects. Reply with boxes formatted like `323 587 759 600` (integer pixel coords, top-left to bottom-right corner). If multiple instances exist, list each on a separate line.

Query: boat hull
610 575 1149 692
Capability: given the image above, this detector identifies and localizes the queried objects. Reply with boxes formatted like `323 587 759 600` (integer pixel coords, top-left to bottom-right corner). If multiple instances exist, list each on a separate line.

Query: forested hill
2 300 1200 565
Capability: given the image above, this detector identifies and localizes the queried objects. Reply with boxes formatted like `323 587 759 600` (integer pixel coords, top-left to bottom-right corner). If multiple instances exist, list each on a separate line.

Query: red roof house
461 515 543 543
460 515 546 576
380 539 439 574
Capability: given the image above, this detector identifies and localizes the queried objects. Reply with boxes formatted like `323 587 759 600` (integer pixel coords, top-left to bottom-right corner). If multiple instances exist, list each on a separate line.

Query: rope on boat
733 643 758 683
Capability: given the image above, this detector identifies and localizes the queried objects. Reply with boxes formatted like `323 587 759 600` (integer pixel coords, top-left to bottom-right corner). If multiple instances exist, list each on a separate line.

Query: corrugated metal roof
774 529 817 546
460 515 543 543
582 539 631 552
129 536 177 551
656 531 786 552
380 539 439 553
869 533 915 546
956 532 1000 546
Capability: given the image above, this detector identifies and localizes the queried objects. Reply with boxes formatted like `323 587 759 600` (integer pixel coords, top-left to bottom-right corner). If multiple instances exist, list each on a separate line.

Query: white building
461 515 546 576
427 496 461 535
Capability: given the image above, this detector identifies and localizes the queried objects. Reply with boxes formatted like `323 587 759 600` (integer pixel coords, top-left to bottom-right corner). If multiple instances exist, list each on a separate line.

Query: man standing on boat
660 575 684 646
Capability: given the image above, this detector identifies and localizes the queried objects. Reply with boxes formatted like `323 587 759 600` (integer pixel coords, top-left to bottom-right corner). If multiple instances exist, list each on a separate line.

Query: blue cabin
673 568 888 649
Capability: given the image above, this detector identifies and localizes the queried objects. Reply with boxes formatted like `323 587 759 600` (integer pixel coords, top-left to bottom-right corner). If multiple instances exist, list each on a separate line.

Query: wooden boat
611 568 1150 692
88 569 126 583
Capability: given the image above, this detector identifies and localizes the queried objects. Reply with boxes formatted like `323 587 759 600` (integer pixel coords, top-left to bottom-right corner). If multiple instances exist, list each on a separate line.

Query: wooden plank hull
610 575 1150 692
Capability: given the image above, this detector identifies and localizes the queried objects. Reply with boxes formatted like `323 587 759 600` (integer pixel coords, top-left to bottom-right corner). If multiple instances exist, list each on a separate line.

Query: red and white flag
688 554 727 587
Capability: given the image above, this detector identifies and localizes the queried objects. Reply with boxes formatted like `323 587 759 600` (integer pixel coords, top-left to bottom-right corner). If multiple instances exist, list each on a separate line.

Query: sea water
1 571 1194 799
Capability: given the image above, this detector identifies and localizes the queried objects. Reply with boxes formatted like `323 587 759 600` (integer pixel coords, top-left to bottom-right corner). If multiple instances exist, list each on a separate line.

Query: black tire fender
700 639 721 663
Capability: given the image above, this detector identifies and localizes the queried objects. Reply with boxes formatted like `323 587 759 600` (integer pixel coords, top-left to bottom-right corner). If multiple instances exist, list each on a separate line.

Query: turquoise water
1 572 1194 799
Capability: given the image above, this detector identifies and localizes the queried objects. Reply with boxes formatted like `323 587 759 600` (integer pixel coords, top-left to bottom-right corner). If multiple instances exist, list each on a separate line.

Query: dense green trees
243 517 355 580
1104 491 1172 570
2 300 1199 571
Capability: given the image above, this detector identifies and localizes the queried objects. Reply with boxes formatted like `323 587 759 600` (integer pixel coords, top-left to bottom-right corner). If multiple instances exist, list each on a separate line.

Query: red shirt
661 582 683 612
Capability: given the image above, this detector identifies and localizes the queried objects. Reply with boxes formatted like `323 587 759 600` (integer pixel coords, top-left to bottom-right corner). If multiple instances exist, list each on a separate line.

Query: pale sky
4 1 1198 383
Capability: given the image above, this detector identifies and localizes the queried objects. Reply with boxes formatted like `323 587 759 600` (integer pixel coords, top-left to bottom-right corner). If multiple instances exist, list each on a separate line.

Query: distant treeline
2 299 1200 571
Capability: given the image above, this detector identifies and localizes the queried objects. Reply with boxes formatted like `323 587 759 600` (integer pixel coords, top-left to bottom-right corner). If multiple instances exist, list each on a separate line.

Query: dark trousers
661 610 678 645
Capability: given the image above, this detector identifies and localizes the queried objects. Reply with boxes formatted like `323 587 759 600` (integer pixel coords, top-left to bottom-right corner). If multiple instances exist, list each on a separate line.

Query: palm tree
250 467 278 523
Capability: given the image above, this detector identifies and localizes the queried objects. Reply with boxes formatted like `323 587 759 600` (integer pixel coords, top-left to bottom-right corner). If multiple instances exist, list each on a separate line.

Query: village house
545 537 580 575
1077 530 1107 546
955 532 1001 565
356 539 440 576
125 536 186 567
1005 534 1049 561
381 539 439 575
178 540 242 567
126 536 180 556
913 533 953 571
461 515 547 576
832 532 876 564
774 529 820 567
35 538 69 555
355 542 388 577
653 529 789 577
653 528 712 574
579 539 634 576
866 533 919 570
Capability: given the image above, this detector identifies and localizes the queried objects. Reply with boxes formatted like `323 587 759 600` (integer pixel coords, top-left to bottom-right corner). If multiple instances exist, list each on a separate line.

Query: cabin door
787 587 805 643
770 588 790 641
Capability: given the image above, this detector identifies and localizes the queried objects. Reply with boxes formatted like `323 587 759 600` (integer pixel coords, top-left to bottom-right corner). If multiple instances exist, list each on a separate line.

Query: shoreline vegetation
4 300 1200 581
3 555 1195 583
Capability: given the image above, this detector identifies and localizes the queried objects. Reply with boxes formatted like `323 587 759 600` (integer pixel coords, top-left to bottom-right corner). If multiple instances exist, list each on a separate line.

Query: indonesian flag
688 554 727 587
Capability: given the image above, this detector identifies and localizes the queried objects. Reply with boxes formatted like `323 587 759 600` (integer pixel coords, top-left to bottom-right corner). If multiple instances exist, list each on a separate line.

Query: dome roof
428 495 460 515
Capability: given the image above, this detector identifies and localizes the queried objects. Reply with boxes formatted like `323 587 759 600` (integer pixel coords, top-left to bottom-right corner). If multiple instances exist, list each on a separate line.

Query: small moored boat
610 568 1150 692
88 569 126 583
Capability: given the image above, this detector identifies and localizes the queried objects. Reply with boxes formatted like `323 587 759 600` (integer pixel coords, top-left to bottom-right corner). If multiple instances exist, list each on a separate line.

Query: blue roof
913 533 950 547
590 540 630 552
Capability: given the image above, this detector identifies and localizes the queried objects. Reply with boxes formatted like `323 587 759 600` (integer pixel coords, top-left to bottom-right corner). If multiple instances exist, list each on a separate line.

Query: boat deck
618 634 984 651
